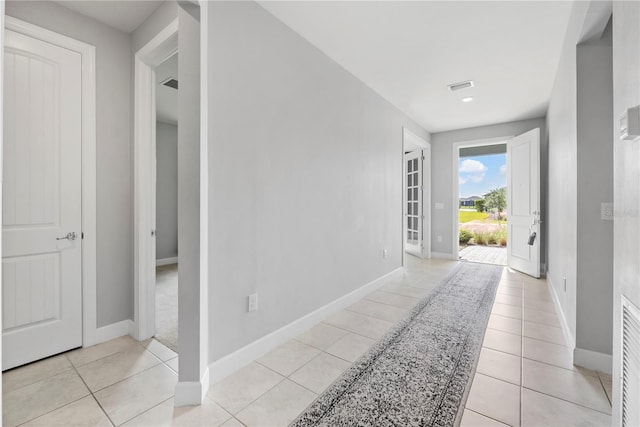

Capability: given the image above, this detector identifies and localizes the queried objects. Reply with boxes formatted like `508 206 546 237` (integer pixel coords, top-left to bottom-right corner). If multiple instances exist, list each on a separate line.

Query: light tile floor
2 257 612 426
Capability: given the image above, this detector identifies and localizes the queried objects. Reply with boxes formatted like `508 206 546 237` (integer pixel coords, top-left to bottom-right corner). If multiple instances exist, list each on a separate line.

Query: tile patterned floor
2 257 612 426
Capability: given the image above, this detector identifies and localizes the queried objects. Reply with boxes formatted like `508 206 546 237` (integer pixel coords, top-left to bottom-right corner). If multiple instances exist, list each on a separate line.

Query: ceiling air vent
161 77 178 90
448 80 474 92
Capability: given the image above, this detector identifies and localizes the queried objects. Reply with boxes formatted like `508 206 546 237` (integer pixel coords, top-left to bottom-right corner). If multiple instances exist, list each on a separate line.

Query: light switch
620 105 640 141
435 202 444 210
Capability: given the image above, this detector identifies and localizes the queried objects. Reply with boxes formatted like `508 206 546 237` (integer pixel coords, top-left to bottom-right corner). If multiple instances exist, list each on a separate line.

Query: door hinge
81 232 84 240
151 229 156 237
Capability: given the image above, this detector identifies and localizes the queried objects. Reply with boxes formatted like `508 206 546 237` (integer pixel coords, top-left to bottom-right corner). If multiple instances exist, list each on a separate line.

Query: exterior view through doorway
458 143 508 266
452 128 541 277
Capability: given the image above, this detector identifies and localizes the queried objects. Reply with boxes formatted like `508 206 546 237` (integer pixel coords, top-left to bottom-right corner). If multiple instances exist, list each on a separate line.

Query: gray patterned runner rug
291 262 503 427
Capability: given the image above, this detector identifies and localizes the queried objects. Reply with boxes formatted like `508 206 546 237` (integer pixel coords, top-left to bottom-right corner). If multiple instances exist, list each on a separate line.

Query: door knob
56 232 77 241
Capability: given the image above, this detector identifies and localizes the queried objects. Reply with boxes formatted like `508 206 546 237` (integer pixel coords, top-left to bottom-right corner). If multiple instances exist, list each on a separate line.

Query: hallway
2 256 611 426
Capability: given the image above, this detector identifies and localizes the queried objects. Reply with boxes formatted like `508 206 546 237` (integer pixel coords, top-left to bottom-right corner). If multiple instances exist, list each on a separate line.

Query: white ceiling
156 53 178 125
54 0 163 33
259 1 575 133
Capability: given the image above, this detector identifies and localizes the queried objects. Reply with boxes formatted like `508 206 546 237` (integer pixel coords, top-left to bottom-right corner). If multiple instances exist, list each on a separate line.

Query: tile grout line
115 396 174 426
66 354 118 427
520 385 613 416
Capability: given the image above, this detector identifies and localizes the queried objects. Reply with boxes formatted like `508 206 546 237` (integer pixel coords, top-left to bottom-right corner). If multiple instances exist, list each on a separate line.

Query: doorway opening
154 52 179 353
402 128 431 261
457 142 508 266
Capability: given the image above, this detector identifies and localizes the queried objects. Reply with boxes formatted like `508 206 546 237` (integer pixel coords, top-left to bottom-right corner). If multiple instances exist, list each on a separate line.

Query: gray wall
612 2 640 423
206 1 429 361
430 118 547 259
545 1 617 357
575 23 613 357
6 1 134 327
156 122 178 261
545 2 589 342
132 0 178 53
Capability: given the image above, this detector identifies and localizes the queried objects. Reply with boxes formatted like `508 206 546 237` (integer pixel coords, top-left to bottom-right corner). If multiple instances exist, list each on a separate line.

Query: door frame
132 19 178 341
402 128 431 261
451 136 512 261
3 17 99 346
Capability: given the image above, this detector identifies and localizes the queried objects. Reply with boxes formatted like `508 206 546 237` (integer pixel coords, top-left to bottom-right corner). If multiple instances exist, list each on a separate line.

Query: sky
458 153 507 198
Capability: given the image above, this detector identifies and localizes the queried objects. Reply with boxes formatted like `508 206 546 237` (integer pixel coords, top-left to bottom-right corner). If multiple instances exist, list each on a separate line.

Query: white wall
430 118 547 259
205 1 429 361
5 1 134 327
156 122 178 261
612 1 640 423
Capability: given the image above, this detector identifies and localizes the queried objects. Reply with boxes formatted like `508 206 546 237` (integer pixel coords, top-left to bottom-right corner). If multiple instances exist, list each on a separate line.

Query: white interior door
2 28 83 370
507 128 541 278
404 150 424 258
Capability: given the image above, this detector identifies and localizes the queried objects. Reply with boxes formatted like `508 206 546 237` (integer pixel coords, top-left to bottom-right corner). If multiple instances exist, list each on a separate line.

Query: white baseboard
174 367 210 406
431 251 455 260
208 267 404 384
84 319 133 347
156 257 178 266
574 347 612 374
547 275 576 349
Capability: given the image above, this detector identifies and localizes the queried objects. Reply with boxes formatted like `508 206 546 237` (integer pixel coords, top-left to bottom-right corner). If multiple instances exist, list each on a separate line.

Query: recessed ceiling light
462 97 474 103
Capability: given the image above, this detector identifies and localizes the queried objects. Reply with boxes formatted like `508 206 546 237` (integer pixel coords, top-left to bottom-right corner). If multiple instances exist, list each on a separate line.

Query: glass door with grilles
404 150 423 257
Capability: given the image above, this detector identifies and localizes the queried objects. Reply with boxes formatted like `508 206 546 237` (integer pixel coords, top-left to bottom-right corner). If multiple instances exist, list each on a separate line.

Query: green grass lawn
459 211 489 223
459 210 506 224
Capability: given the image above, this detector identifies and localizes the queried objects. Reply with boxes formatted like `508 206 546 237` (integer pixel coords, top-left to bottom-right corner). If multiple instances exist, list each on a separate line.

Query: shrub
487 233 498 245
475 199 485 213
474 232 488 245
459 229 473 244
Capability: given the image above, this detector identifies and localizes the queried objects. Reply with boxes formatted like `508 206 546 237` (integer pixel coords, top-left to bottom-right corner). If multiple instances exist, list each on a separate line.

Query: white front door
404 150 424 258
2 28 83 370
507 128 541 278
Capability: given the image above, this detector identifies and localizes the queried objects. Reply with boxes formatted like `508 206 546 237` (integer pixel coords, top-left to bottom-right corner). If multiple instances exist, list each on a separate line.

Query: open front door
404 150 424 258
507 128 541 278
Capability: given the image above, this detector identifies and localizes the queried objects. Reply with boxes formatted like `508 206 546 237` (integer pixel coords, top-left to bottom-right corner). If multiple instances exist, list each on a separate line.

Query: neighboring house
0 2 636 425
459 196 482 207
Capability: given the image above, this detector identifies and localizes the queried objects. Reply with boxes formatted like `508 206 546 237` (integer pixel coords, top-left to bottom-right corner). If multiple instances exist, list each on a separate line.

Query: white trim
431 251 456 260
547 275 576 349
1 4 5 413
451 136 512 262
156 257 178 266
402 128 431 261
209 267 404 384
175 367 210 406
84 320 133 347
133 19 179 341
573 347 612 374
4 17 99 348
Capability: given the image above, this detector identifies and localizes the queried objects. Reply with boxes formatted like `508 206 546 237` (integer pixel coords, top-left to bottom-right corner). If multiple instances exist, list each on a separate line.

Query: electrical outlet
435 202 444 210
248 293 258 312
601 202 614 221
383 249 387 259
437 235 442 243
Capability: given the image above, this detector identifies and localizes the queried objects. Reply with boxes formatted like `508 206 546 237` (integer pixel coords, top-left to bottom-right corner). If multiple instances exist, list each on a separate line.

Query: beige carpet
155 264 178 352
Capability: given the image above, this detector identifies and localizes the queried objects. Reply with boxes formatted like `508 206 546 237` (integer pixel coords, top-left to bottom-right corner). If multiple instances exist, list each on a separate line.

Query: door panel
2 28 83 370
404 150 424 258
507 128 541 278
